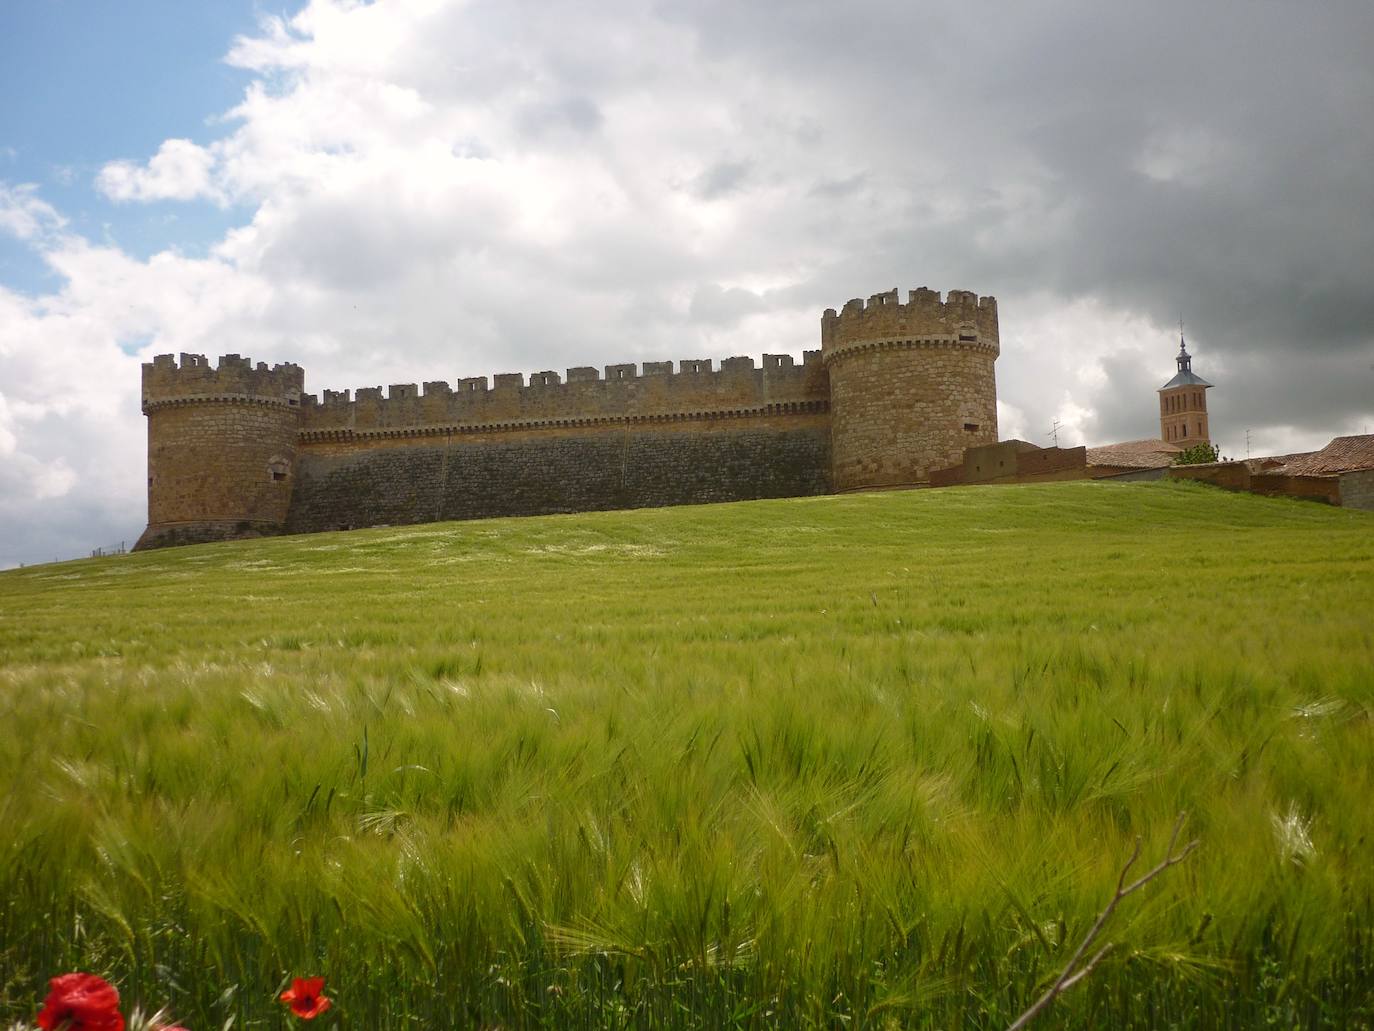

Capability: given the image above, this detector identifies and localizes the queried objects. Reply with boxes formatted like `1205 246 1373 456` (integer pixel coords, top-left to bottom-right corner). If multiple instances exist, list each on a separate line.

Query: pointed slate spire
1161 334 1210 389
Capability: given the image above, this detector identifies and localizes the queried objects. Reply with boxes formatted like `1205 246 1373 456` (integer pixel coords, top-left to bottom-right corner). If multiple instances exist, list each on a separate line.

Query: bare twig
1006 812 1199 1031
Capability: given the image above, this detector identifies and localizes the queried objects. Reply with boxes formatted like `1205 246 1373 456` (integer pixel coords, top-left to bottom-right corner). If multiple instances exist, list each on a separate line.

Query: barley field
1 481 1371 1029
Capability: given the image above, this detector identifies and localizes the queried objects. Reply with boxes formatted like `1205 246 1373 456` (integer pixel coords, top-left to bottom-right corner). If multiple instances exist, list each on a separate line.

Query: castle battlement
821 287 999 359
142 352 305 412
298 350 828 433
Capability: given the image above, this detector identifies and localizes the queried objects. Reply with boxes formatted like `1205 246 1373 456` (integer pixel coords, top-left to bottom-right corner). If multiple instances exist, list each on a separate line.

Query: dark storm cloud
659 0 1374 443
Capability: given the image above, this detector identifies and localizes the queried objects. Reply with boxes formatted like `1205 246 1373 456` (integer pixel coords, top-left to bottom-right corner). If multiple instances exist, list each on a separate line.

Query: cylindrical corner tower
136 352 305 550
822 286 999 491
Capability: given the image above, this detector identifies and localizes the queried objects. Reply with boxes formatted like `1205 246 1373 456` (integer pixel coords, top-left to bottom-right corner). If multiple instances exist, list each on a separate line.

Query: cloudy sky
3 0 1373 567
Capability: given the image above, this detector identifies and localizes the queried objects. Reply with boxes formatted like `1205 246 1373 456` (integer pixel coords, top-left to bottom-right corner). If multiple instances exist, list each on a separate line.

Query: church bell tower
1158 336 1212 446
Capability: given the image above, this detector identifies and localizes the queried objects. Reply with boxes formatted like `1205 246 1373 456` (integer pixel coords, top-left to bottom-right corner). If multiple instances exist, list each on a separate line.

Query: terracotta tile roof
1258 435 1374 476
1251 452 1312 472
1086 438 1182 469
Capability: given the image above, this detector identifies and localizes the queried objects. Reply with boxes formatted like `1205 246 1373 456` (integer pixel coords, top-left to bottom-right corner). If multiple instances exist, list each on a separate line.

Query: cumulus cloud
97 138 223 203
0 182 66 240
3 0 1374 566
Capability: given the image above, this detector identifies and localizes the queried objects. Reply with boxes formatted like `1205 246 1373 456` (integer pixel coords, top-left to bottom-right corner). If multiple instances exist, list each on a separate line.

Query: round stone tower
136 352 304 550
821 286 1000 491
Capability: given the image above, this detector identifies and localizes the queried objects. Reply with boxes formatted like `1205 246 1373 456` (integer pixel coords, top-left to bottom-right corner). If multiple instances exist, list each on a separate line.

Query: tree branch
1005 812 1199 1031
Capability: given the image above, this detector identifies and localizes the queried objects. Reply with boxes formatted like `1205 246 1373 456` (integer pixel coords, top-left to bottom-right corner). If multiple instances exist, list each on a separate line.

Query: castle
136 285 1000 549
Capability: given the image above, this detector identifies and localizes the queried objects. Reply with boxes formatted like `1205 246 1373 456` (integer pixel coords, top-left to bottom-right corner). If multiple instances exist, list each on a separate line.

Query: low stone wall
1167 463 1343 505
1166 463 1253 490
930 443 1086 487
1095 467 1169 482
1340 469 1374 511
1249 473 1340 504
135 519 288 551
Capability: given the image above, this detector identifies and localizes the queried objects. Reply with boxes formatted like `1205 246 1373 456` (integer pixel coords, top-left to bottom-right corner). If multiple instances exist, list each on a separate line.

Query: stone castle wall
299 352 825 432
135 285 1000 549
288 351 832 529
288 416 830 533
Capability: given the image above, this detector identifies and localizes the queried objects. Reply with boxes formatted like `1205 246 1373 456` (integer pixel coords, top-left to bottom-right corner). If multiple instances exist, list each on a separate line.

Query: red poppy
280 976 332 1020
35 972 125 1031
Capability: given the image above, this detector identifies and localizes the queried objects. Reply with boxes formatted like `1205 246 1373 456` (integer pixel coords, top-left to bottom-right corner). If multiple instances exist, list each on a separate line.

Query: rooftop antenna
1245 429 1252 458
1048 418 1061 448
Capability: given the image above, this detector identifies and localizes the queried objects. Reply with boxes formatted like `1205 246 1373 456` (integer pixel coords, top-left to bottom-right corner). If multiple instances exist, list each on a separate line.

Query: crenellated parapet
298 351 828 437
820 287 999 364
142 353 305 413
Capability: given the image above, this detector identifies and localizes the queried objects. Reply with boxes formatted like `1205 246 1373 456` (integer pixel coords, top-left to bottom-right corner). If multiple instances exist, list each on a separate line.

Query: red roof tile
1086 439 1181 469
1259 435 1374 476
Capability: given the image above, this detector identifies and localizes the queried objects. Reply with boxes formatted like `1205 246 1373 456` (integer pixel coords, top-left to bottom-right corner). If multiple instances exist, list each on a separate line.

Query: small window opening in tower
959 332 976 342
963 422 979 431
272 470 287 481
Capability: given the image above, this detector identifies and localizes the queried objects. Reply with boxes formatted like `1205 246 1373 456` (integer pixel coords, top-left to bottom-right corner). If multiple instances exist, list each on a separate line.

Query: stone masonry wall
1167 463 1343 505
822 288 999 490
282 352 833 530
298 352 827 432
929 443 1088 487
138 353 305 550
287 416 830 532
1340 469 1374 511
140 401 300 549
1250 474 1341 504
1166 463 1253 491
827 348 997 488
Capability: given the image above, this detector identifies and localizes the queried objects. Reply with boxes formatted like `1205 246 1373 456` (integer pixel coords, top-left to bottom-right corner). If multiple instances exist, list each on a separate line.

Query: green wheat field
1 481 1372 1029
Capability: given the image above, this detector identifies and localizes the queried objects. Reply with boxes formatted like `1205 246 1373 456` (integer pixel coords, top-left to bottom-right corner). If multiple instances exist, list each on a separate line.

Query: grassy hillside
1 481 1371 1029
